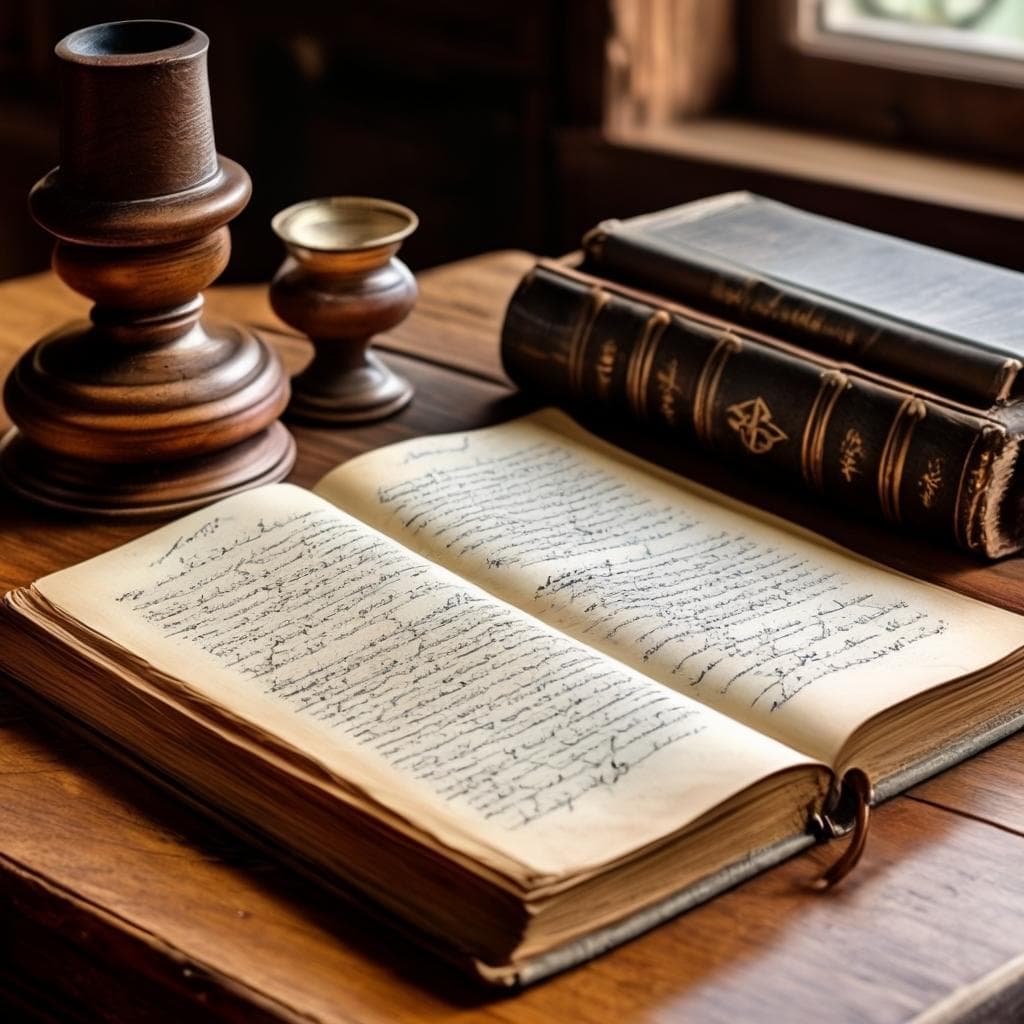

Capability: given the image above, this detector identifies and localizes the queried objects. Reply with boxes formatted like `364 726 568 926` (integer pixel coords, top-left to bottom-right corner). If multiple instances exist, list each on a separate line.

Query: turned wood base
0 423 295 518
287 352 414 425
9 18 292 520
2 309 294 519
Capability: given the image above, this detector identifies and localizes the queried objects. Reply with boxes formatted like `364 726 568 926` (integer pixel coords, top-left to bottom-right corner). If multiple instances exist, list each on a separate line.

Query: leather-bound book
500 260 1024 558
582 193 1024 407
5 412 1024 983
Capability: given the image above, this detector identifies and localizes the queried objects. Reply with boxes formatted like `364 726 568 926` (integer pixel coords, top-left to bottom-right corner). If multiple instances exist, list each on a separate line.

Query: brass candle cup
270 197 418 424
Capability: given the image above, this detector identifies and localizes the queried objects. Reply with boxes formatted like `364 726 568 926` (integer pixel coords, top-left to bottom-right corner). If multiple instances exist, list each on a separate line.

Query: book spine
500 265 1021 557
584 228 1021 407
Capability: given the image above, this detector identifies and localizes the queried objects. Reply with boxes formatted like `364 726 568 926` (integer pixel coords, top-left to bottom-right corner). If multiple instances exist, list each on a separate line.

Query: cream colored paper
316 409 1024 764
35 484 810 880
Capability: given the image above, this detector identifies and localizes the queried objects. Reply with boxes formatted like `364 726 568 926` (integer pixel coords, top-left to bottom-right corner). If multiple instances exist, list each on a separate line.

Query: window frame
742 0 1024 162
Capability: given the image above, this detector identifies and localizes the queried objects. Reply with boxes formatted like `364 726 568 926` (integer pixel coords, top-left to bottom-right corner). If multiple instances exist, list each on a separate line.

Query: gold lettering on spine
877 397 927 523
801 370 850 492
918 457 943 509
693 332 742 445
839 429 865 483
625 310 671 421
709 276 751 311
567 288 609 398
655 360 683 425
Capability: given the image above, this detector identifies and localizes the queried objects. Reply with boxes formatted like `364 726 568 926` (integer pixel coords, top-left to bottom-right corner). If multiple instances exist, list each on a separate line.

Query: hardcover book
501 261 1024 558
3 412 1024 984
583 192 1024 406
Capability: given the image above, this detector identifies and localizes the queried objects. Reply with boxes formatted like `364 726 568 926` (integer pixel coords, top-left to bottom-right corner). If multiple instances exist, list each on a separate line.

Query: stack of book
6 202 1024 988
501 192 1024 558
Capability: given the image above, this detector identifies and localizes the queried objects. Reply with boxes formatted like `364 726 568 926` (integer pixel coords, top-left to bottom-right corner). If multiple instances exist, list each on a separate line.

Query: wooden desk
1 252 1023 1023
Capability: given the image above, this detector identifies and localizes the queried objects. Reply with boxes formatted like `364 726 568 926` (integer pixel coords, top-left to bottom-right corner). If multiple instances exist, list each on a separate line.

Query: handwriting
375 441 948 714
148 516 226 568
118 509 707 829
403 436 469 463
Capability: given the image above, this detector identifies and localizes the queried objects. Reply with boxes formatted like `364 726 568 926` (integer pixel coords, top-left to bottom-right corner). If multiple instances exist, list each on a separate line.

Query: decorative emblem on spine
919 456 944 509
839 428 865 483
726 397 789 454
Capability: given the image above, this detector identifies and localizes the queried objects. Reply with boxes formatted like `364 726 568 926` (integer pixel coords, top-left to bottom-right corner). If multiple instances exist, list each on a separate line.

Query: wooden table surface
1 252 1023 1023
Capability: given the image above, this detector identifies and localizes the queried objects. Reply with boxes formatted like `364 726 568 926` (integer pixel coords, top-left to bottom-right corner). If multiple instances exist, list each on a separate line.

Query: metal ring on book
811 767 873 890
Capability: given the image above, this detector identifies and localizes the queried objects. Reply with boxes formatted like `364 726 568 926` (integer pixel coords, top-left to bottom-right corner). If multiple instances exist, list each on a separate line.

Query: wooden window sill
604 118 1024 222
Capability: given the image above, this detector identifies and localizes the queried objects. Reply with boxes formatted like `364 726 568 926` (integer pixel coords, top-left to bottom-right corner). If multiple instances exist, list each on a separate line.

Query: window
806 0 1024 83
562 1 1024 272
746 0 1024 160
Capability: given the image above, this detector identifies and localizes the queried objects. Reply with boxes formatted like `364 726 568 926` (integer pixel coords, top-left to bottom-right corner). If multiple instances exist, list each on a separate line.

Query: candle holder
0 20 294 517
270 197 418 423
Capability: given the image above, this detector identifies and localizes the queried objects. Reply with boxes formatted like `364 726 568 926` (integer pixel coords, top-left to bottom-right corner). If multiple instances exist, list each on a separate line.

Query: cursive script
374 440 948 715
117 508 708 829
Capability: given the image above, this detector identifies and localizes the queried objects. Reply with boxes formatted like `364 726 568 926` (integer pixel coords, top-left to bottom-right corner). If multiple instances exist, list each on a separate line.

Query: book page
316 410 1024 766
32 484 815 881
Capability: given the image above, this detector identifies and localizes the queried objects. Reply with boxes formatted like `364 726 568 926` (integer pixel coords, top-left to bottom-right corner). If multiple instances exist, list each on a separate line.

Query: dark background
0 0 608 282
3 1 1021 288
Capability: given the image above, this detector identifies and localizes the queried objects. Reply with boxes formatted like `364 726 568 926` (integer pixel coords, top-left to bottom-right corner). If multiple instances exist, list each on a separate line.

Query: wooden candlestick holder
270 197 418 424
0 20 295 517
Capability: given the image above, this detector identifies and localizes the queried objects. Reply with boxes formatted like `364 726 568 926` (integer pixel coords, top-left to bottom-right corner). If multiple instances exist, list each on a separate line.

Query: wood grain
1 253 1023 1022
909 736 1024 837
1 20 293 517
3 684 1024 1024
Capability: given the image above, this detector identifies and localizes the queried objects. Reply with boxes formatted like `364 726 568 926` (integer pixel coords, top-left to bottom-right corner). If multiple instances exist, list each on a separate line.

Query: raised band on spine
801 370 850 493
692 331 741 445
626 310 671 420
877 397 927 523
567 288 609 398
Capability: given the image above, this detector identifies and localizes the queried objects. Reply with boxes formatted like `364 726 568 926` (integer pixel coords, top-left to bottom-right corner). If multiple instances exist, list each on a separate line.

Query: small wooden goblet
271 197 418 424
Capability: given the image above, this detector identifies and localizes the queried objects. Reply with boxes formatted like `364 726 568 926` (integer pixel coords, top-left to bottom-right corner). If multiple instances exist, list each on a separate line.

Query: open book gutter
3 410 1024 984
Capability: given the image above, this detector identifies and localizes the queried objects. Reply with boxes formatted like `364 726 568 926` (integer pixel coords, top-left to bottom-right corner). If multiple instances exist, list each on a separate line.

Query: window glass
803 0 1024 78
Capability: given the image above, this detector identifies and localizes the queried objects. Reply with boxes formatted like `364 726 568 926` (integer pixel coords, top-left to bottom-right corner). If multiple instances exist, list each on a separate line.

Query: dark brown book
583 193 1024 407
500 260 1024 558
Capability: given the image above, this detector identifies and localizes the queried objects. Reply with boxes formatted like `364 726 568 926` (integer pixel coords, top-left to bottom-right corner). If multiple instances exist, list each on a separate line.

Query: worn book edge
0 666 812 988
3 609 1022 988
506 259 1023 558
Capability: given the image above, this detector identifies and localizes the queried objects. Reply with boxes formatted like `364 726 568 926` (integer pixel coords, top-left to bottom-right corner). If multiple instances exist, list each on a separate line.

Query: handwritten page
317 410 1024 765
34 485 814 878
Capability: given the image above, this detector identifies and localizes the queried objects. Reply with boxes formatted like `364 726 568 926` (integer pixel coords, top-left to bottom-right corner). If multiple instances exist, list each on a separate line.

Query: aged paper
34 484 812 879
317 409 1024 764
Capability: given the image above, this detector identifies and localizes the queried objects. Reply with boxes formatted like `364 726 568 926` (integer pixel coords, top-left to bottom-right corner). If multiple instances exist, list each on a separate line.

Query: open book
4 410 1024 986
